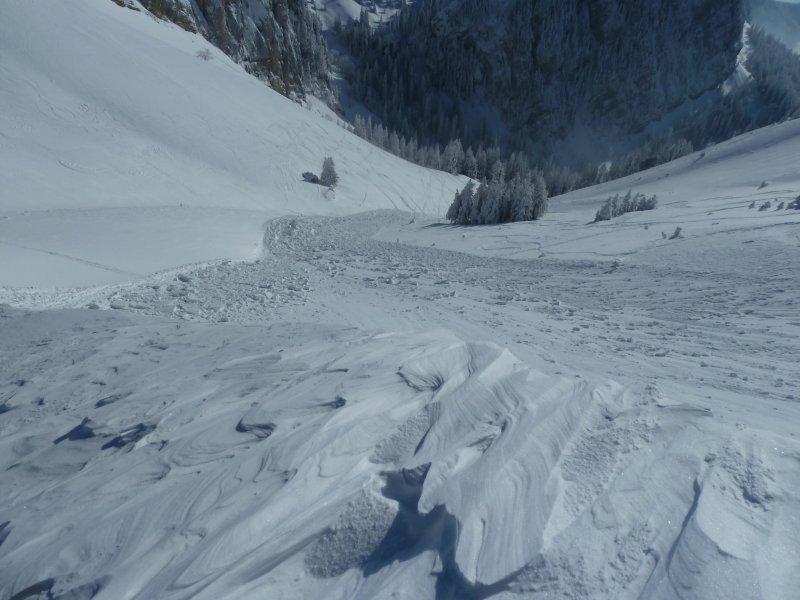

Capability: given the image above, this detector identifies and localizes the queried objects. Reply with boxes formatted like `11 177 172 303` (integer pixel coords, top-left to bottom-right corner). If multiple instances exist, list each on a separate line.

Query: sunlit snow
1 2 799 599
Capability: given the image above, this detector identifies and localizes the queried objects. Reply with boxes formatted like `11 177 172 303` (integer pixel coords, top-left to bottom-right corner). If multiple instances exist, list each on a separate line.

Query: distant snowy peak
133 0 330 97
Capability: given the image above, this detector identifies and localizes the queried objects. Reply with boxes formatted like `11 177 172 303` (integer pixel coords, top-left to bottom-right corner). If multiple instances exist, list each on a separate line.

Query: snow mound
2 307 797 598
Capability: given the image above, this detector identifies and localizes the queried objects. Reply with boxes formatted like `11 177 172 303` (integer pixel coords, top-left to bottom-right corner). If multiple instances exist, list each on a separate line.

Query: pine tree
455 180 477 224
442 139 465 175
463 147 478 179
532 172 548 220
388 131 401 155
482 177 506 225
473 181 490 225
476 148 488 180
446 187 462 223
509 175 533 222
320 157 339 187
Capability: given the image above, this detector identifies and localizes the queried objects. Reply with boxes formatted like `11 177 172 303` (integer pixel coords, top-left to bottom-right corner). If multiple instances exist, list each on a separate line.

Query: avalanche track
1 211 799 600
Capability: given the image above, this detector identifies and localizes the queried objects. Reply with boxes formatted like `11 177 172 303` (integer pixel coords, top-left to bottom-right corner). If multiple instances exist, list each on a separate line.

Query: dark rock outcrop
138 0 330 97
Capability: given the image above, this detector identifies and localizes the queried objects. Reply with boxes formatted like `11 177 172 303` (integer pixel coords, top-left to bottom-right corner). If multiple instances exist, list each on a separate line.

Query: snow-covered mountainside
137 0 800 176
2 2 800 600
0 0 463 287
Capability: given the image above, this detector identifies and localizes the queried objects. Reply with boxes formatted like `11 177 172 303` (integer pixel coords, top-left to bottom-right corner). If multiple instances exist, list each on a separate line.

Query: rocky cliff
139 0 329 97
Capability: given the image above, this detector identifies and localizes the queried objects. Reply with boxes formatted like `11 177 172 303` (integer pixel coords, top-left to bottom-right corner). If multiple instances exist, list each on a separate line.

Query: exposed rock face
135 0 197 32
138 0 329 97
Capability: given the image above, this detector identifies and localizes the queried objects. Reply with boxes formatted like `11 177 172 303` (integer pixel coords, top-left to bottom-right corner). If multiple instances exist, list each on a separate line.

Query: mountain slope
0 0 463 287
339 0 745 158
383 118 800 262
137 0 331 96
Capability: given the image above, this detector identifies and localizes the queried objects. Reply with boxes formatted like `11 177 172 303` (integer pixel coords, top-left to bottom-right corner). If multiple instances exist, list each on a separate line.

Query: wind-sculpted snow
0 311 589 597
400 344 590 585
2 295 799 598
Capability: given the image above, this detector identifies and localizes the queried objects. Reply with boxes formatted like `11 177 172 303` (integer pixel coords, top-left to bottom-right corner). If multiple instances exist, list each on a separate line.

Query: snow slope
2 198 799 599
1 2 800 600
2 120 800 598
0 0 462 287
381 118 800 263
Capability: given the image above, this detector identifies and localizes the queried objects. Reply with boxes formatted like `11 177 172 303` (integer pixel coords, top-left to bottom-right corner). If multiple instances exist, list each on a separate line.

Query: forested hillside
339 0 745 154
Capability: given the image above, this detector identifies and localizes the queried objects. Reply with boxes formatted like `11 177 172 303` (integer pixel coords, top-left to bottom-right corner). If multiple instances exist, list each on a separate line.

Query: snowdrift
3 309 796 599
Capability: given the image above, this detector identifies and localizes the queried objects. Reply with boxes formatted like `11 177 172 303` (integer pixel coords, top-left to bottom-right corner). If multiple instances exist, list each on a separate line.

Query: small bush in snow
196 48 213 61
320 157 339 188
759 201 772 211
788 196 800 210
302 171 320 184
669 227 683 240
594 191 657 222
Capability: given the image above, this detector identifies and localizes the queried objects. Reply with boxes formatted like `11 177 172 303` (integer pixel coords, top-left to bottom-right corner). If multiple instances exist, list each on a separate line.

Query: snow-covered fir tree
320 157 339 187
446 164 548 225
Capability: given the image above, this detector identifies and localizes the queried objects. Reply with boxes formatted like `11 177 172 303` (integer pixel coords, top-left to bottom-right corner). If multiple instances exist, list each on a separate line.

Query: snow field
0 0 464 289
1 300 797 598
1 1 800 598
2 197 800 598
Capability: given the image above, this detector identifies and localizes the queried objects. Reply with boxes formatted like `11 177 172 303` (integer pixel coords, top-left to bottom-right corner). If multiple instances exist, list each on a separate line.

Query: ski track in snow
2 208 799 599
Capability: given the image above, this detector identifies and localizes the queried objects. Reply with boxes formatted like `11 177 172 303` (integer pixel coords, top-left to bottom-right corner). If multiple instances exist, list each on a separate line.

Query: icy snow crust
2 2 800 600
